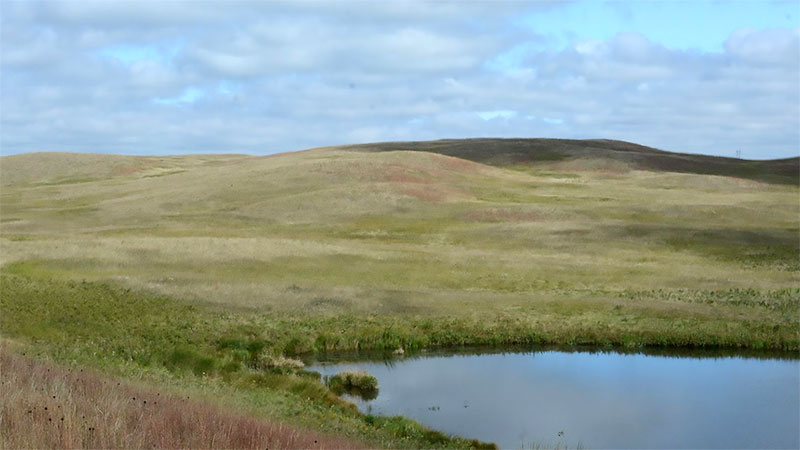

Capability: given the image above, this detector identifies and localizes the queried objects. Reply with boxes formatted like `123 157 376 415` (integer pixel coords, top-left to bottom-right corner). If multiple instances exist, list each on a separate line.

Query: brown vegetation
339 138 800 184
0 349 360 449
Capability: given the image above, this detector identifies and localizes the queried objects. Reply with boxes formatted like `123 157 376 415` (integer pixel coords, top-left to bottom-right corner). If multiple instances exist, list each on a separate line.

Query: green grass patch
326 371 379 400
0 272 505 448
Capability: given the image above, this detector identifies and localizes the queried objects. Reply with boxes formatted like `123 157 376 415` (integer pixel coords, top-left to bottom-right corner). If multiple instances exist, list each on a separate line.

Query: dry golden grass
0 348 361 449
0 146 796 314
0 152 249 186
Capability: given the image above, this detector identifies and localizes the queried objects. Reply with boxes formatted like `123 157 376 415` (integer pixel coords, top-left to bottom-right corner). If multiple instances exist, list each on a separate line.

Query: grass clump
327 371 379 400
254 353 306 372
329 371 378 391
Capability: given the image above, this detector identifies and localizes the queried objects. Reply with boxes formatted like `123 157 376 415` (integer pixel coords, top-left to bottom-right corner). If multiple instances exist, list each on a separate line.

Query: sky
1 0 798 159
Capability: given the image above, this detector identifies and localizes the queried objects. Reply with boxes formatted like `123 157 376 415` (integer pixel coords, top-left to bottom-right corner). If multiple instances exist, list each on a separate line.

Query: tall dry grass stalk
0 349 360 449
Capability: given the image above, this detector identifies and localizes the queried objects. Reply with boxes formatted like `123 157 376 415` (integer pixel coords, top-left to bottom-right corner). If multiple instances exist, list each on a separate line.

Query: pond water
310 348 799 449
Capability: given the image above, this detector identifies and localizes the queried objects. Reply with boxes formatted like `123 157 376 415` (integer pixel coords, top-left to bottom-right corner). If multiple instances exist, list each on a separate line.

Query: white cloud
0 2 797 159
725 28 800 66
478 110 518 121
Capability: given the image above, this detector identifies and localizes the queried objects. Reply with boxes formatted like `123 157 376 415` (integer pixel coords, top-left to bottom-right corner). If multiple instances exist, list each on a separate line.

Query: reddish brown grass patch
401 186 447 202
110 159 158 176
0 349 360 449
435 155 486 174
387 173 430 184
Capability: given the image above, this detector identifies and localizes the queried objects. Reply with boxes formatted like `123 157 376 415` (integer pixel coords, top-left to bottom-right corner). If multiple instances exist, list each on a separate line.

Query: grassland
1 139 798 447
0 346 360 449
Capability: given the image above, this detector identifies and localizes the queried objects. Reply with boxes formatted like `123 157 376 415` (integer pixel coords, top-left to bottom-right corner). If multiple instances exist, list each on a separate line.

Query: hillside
1 141 796 309
2 138 796 188
1 349 359 449
0 152 249 186
337 138 799 185
1 140 798 448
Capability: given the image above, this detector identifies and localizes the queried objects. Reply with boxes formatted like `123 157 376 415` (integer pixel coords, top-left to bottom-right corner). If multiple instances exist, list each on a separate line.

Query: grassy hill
1 140 797 325
339 138 799 185
0 152 249 186
1 139 798 447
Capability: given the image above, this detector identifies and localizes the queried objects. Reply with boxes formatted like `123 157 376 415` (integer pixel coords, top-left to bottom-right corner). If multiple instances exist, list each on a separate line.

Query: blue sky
1 0 798 158
522 0 798 52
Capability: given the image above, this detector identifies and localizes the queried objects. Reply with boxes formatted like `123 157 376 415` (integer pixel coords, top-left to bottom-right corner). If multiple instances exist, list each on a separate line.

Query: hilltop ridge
335 138 799 185
2 138 797 186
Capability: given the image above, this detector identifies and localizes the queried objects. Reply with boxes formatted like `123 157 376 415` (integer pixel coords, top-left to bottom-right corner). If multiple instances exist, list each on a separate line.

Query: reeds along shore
0 349 360 449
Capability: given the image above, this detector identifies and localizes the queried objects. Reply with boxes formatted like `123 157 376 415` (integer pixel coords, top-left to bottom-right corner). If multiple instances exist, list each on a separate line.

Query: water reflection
310 348 800 449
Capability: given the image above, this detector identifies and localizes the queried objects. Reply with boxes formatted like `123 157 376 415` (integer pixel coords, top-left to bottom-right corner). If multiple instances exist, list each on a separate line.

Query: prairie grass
0 274 499 448
0 348 359 449
0 143 798 447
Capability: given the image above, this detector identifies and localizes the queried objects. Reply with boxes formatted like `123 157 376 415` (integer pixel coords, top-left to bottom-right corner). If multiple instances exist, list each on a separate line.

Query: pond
310 348 799 449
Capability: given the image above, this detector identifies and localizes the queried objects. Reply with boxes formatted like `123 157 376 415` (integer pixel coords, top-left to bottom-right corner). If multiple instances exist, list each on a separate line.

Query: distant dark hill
337 138 799 185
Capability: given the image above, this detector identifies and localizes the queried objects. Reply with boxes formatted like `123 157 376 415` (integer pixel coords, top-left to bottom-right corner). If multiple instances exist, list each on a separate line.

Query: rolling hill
1 138 798 448
1 138 796 309
337 138 799 185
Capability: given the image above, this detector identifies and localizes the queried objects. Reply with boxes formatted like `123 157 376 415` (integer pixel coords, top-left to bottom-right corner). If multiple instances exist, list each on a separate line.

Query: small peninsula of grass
327 371 379 399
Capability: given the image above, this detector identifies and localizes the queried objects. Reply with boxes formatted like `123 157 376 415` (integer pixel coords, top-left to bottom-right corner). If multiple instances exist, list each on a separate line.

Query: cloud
725 27 800 66
1 1 797 159
478 110 518 121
